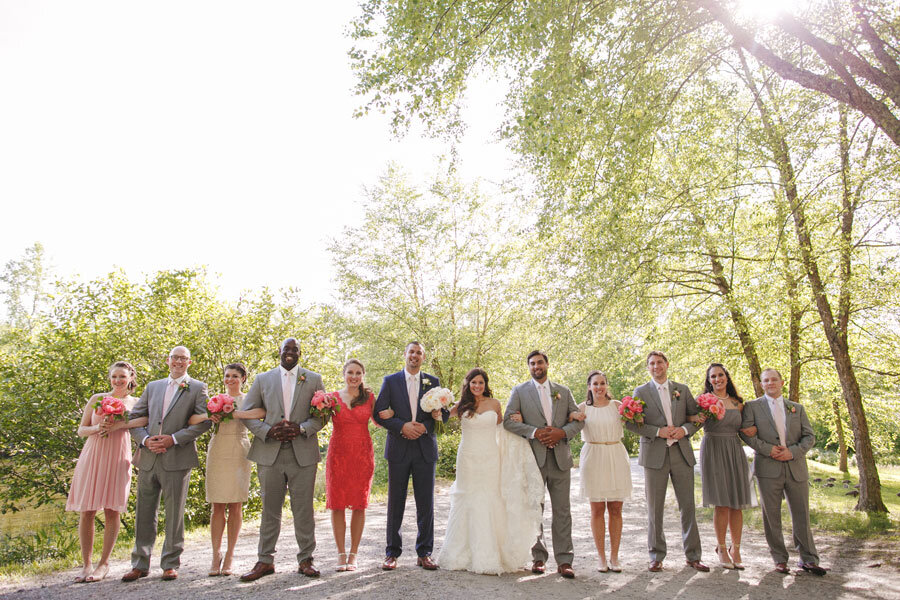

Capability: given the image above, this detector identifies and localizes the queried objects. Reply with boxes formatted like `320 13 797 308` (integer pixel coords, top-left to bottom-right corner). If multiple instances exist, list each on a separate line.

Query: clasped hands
266 419 303 442
657 426 687 440
376 407 442 439
769 445 794 461
145 434 174 454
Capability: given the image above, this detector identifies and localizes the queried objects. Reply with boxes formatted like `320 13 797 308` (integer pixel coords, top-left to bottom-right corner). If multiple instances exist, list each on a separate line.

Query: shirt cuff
681 426 689 435
141 435 149 446
171 435 179 445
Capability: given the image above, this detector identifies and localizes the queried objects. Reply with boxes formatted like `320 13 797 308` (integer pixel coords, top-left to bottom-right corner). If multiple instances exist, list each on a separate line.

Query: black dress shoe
799 562 827 576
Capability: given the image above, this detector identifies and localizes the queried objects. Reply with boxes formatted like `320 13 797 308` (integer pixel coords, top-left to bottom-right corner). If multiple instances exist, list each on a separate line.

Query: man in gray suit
239 338 325 582
503 350 584 578
625 350 708 572
122 346 212 581
740 368 824 576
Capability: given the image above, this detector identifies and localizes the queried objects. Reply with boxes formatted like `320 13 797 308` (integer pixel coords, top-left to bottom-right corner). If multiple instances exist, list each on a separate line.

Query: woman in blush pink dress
66 361 141 583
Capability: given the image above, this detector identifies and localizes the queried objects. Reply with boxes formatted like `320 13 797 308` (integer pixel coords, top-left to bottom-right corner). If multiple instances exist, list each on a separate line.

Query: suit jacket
502 380 584 469
240 366 325 467
624 379 699 469
129 376 212 471
373 370 447 463
740 396 814 481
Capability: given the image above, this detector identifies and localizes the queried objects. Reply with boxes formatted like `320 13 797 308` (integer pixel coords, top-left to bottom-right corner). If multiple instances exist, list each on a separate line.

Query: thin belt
588 441 621 445
705 432 738 437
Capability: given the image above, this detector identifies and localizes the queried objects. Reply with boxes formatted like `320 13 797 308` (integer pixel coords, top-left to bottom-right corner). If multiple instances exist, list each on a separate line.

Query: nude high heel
717 546 735 569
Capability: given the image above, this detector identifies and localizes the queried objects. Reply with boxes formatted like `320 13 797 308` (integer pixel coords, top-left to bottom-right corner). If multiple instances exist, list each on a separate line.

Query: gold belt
588 441 620 445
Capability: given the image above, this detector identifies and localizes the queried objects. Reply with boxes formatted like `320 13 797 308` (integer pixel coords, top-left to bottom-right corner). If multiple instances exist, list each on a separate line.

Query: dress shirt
143 374 188 446
280 365 299 419
654 379 687 444
530 379 553 439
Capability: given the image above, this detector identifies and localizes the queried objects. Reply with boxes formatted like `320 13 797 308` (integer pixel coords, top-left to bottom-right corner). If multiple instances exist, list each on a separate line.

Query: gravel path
2 457 898 600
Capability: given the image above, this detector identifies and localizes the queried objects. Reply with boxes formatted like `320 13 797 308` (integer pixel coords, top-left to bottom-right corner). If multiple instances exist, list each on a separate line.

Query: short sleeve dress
699 406 753 509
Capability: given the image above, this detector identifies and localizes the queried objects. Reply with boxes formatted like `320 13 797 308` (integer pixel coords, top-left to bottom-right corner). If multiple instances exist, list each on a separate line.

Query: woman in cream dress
574 371 632 572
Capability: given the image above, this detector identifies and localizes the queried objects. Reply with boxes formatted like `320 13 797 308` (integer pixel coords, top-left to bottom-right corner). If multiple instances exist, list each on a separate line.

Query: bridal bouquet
94 396 128 437
695 393 726 422
310 390 343 424
207 394 236 432
420 387 454 435
618 396 646 426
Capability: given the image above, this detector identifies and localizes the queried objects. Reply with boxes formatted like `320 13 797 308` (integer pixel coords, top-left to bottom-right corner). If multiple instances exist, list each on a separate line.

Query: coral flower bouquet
310 390 343 424
207 393 236 432
695 393 726 422
618 395 646 426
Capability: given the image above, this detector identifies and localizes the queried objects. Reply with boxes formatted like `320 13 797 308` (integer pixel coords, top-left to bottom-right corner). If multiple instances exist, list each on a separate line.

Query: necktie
408 375 418 422
772 399 787 446
283 371 294 419
659 384 676 446
540 384 553 426
161 380 177 434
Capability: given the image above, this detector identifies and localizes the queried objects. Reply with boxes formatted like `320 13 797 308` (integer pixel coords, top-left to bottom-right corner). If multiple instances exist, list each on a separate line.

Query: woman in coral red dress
326 358 376 572
66 361 141 583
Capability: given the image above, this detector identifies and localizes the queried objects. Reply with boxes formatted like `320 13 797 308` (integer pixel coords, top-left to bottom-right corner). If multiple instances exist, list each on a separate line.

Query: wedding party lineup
66 339 827 585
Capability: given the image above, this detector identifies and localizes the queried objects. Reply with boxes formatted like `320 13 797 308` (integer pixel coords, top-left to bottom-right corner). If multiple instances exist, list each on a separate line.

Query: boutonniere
297 374 306 385
421 378 432 389
179 381 190 391
672 389 680 400
789 406 796 414
552 391 561 401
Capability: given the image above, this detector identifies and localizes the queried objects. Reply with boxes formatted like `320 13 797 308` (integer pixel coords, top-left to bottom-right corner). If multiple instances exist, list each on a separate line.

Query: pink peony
222 400 234 413
207 397 223 413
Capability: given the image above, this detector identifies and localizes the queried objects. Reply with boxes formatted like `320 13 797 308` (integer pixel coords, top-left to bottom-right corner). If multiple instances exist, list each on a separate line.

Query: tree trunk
832 398 849 472
739 51 887 512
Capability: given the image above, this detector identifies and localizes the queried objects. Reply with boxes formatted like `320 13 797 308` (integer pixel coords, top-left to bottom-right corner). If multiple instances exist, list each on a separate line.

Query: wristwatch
299 426 306 437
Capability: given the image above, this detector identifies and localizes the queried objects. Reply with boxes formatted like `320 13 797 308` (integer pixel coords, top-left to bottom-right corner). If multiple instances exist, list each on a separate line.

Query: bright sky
0 1 514 303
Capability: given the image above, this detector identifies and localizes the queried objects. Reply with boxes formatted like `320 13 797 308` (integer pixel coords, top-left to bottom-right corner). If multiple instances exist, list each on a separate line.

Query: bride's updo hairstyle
457 367 493 418
585 370 612 406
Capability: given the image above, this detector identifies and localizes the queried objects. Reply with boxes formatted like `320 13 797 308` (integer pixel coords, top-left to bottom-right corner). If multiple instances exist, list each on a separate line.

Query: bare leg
97 509 120 565
713 506 729 548
728 508 744 565
331 509 347 568
210 503 226 573
223 502 242 573
77 511 96 580
607 502 623 567
349 509 366 554
590 502 607 569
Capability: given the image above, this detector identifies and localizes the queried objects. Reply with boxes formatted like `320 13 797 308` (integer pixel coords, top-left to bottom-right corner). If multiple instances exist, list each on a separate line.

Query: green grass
697 460 900 539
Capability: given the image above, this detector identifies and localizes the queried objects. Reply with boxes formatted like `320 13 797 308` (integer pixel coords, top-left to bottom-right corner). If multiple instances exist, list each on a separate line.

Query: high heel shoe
222 556 233 576
209 555 223 576
74 565 93 583
597 558 609 573
609 559 622 573
346 552 358 572
336 552 348 572
728 545 744 570
716 546 735 569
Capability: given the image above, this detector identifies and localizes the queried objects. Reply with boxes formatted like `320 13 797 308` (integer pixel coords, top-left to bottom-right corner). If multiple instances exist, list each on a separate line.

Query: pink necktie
160 380 177 434
540 384 552 426
408 375 418 422
283 371 294 419
659 384 676 446
772 399 787 446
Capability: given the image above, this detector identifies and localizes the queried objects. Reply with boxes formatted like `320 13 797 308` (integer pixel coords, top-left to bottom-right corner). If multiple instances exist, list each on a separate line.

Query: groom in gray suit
625 350 707 572
239 338 325 582
503 350 583 578
740 368 824 575
122 346 212 581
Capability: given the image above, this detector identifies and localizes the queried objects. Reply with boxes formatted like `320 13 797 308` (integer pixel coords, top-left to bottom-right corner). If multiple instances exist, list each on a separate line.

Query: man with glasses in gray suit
122 346 211 582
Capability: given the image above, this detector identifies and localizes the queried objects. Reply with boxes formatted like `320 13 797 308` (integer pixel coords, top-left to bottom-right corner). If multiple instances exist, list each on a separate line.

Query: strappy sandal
346 552 358 572
336 552 348 572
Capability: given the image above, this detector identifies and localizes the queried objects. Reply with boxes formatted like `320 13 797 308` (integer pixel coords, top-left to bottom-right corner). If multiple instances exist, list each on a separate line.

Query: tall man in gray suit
625 350 708 573
740 368 824 576
239 338 325 582
122 346 212 582
503 350 584 578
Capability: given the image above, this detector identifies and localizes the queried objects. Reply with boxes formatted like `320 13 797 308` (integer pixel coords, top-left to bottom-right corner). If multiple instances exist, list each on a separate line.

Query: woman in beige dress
200 363 263 576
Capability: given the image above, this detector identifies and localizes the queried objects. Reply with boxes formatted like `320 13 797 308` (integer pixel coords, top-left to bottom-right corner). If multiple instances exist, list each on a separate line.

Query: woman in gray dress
694 363 752 570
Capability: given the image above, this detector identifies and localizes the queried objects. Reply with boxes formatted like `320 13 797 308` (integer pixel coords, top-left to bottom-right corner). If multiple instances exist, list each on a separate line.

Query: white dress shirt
280 365 299 419
404 368 420 421
765 394 788 446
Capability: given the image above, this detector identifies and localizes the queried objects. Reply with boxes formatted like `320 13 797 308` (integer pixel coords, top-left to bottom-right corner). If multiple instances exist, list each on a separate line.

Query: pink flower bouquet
618 395 646 426
695 393 726 422
207 393 235 432
310 390 343 423
93 396 128 437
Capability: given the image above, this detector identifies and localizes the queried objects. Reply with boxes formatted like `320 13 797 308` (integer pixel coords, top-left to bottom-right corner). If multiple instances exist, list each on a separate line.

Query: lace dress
325 392 375 510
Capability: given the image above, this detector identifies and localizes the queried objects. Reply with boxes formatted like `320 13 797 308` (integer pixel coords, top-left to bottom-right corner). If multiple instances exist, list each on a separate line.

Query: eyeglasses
169 356 191 363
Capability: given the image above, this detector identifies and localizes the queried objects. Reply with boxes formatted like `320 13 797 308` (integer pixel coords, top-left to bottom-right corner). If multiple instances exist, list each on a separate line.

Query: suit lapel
759 398 778 438
289 369 306 420
549 382 564 427
646 381 664 417
527 382 547 426
163 377 188 420
395 372 413 420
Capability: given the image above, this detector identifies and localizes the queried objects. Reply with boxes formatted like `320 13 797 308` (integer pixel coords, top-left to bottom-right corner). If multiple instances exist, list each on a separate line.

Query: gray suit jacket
740 396 814 481
503 380 584 469
624 380 699 469
129 376 212 471
241 366 324 467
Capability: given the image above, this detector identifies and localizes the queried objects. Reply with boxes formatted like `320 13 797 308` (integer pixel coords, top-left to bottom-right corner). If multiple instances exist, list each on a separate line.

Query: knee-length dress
66 409 133 512
699 407 752 509
206 411 252 503
578 402 632 502
325 392 375 510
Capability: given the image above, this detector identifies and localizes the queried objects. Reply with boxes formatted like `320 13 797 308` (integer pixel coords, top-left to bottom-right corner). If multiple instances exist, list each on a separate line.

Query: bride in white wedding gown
438 368 543 574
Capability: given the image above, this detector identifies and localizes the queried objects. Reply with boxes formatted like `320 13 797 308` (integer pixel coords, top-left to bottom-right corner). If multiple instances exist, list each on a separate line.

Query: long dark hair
457 367 493 418
703 363 743 403
343 359 372 408
586 370 612 406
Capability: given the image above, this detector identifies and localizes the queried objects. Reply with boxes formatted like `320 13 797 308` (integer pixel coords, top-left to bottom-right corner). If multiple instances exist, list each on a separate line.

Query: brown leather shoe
648 560 663 572
298 559 320 577
557 563 575 579
686 560 709 572
774 562 790 574
121 568 149 582
240 561 275 582
382 556 398 571
416 555 438 570
161 569 178 581
799 562 827 576
531 560 545 574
